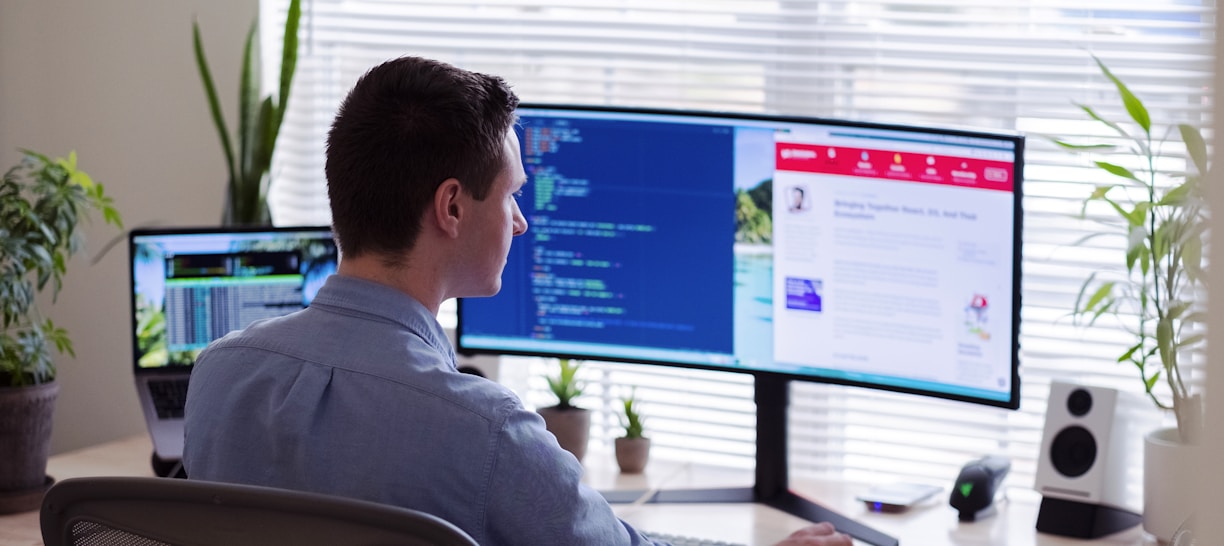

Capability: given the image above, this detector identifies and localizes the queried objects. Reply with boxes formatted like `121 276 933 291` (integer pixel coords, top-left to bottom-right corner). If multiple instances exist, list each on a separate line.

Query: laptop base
151 451 187 479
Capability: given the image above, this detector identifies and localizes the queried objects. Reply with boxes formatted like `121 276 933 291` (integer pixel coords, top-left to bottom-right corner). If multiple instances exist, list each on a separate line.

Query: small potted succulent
537 358 590 462
615 388 650 473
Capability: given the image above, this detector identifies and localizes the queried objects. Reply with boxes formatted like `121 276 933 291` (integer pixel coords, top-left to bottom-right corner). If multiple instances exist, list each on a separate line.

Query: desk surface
580 450 1152 546
1 435 1154 546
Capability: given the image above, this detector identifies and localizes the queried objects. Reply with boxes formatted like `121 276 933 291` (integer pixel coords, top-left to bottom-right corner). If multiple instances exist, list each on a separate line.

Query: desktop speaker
1034 380 1146 538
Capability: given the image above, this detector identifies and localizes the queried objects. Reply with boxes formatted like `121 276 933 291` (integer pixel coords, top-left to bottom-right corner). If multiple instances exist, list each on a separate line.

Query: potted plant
0 150 123 513
614 388 650 473
192 0 301 225
1056 55 1207 542
537 358 590 462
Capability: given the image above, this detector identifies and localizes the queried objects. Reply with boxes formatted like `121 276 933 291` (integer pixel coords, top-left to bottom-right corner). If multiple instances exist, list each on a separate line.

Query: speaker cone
1050 425 1096 477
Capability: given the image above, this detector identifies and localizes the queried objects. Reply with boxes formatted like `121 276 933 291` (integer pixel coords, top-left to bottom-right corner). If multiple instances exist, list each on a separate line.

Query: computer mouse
948 455 1011 521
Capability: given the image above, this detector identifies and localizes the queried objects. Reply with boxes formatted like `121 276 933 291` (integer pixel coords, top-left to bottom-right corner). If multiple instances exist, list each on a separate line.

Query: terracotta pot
1144 427 1199 543
0 381 58 514
615 437 651 473
537 406 590 462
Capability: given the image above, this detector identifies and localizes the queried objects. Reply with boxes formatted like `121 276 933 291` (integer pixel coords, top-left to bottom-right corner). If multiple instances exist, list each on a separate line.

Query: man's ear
433 178 463 238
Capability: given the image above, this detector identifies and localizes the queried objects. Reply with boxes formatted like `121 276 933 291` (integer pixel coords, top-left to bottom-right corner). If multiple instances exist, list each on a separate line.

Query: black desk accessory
948 455 1010 521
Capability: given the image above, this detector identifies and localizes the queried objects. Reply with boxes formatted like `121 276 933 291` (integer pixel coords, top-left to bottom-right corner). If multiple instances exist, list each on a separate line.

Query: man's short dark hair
325 56 519 260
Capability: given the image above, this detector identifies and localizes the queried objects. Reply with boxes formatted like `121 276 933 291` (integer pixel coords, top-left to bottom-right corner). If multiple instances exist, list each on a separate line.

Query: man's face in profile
455 130 529 298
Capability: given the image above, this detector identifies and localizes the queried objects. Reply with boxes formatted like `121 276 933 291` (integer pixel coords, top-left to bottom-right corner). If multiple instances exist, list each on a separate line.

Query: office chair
40 476 479 546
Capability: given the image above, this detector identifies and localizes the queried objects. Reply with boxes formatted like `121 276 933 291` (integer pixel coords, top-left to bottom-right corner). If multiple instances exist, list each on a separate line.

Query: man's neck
337 255 442 316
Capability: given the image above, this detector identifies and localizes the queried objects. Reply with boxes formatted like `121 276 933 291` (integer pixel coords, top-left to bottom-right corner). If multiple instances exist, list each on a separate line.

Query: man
184 56 850 546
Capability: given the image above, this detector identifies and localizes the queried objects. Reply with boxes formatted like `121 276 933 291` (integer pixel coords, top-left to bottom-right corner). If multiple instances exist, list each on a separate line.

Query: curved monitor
458 104 1022 410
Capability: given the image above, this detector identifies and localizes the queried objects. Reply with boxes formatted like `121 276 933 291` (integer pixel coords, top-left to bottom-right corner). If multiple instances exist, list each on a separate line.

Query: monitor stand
600 374 898 546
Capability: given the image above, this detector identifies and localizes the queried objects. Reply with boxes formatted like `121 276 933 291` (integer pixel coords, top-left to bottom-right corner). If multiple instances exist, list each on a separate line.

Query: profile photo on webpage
788 184 809 212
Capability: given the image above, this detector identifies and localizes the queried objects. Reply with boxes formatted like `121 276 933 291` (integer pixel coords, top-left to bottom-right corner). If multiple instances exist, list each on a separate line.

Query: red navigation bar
775 143 1014 192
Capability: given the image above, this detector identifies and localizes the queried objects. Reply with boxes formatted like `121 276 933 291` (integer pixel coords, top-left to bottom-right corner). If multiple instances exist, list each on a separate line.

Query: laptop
128 226 340 460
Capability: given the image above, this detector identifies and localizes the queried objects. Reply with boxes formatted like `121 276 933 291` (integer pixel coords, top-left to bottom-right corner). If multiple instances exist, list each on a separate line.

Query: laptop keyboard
148 378 190 418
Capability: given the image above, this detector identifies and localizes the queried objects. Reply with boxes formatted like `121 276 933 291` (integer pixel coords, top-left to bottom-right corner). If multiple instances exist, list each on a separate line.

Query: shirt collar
309 274 457 368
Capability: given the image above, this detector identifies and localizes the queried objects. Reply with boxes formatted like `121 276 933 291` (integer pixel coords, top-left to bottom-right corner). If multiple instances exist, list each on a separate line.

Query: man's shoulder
441 373 528 422
191 314 299 363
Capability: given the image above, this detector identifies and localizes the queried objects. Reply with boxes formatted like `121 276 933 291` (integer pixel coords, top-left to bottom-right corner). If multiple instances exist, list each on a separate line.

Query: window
262 0 1214 506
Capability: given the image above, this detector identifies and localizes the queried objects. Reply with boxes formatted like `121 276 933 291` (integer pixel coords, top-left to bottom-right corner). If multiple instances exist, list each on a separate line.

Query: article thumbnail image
964 293 990 341
785 277 822 312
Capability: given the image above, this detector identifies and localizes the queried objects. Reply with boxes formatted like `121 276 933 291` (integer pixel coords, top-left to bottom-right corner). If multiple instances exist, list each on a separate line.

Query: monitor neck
753 373 790 501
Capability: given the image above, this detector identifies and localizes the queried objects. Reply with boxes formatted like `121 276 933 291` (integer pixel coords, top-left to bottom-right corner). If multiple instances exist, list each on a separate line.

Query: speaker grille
1050 425 1097 477
1066 388 1093 416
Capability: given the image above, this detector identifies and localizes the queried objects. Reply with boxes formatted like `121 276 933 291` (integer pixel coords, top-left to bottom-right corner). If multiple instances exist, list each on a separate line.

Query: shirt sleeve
481 400 669 546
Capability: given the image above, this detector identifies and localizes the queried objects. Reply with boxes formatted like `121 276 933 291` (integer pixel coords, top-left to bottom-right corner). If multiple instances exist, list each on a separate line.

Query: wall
0 0 254 454
1198 12 1224 540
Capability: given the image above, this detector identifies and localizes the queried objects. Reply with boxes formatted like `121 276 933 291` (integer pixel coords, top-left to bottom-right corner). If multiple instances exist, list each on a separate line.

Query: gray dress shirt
183 274 664 545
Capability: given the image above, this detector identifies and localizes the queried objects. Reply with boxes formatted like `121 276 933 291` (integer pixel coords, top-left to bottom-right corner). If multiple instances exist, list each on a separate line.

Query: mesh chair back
40 476 478 546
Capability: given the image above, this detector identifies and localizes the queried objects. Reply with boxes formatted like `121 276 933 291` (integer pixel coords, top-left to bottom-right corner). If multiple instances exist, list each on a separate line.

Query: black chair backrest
40 476 478 546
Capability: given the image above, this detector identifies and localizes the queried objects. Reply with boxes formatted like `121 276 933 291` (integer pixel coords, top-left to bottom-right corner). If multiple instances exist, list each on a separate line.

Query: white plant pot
1144 427 1199 543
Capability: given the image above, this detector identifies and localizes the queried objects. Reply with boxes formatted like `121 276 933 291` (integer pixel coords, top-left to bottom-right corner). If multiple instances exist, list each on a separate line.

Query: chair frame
40 476 478 546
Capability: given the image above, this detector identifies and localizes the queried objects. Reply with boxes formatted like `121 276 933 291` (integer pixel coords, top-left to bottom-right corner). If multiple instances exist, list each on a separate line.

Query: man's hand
774 522 853 546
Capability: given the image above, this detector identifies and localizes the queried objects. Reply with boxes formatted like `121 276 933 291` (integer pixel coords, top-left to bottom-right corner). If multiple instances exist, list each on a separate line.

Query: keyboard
642 531 746 546
148 378 190 418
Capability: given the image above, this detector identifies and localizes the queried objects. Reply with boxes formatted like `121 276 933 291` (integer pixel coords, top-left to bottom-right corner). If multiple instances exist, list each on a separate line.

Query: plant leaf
276 0 302 131
1088 185 1116 200
0 151 122 384
1089 299 1114 326
1118 342 1142 363
1182 311 1208 326
238 21 259 185
1156 316 1174 370
1072 272 1098 318
1049 137 1115 152
1176 333 1205 349
1127 202 1150 228
1094 54 1151 134
1082 281 1115 315
1094 161 1144 185
1179 124 1208 176
1077 103 1132 143
192 18 237 185
1167 301 1191 321
1157 180 1194 207
1146 370 1161 392
1183 236 1203 282
254 98 276 174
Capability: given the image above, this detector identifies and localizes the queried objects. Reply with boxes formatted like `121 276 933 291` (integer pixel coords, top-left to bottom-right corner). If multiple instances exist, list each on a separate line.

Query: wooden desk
0 435 1153 546
580 451 1152 546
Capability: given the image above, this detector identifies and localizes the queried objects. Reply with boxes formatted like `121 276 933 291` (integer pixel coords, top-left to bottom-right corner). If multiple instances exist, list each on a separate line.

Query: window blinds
261 0 1214 505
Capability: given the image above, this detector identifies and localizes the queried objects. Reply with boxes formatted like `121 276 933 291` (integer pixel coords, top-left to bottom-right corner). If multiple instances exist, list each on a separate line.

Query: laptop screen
129 226 339 371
